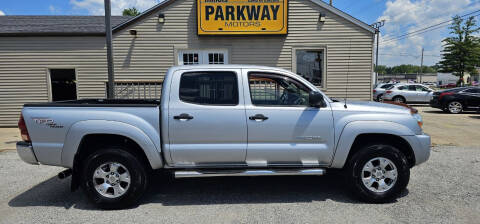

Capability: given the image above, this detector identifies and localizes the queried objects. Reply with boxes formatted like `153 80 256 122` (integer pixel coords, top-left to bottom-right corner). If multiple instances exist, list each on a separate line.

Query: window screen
179 72 238 105
249 73 310 106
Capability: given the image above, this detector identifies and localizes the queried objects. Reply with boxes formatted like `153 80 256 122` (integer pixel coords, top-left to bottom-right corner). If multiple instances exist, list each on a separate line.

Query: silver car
383 83 434 104
373 83 395 101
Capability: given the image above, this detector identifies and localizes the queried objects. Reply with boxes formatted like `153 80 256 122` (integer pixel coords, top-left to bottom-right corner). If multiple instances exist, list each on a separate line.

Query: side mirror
309 91 325 108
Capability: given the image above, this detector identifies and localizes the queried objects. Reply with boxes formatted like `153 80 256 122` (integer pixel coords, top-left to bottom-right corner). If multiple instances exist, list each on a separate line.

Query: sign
197 0 288 35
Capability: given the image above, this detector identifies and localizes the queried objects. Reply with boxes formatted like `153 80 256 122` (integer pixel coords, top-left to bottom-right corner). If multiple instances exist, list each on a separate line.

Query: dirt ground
414 106 480 147
0 106 479 151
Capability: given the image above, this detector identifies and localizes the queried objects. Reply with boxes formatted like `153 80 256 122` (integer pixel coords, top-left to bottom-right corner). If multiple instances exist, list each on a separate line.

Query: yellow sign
197 0 288 35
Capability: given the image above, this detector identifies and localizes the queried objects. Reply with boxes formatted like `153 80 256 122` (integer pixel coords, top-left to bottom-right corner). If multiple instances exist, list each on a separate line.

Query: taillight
386 90 393 94
373 89 377 93
18 114 31 142
438 92 453 100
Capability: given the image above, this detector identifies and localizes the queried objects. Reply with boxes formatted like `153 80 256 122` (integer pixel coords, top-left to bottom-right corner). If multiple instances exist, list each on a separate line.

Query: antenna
345 39 352 109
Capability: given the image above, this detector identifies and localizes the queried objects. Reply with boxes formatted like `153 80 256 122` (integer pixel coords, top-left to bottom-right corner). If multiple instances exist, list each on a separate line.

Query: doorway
49 69 77 101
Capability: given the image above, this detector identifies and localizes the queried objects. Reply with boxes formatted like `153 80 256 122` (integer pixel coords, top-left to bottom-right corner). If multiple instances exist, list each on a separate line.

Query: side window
179 71 238 105
248 73 311 106
464 88 480 93
408 85 417 91
397 86 406 90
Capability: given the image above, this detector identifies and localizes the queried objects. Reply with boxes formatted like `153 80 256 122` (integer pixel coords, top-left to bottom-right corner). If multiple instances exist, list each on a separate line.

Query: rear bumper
16 142 39 165
404 134 431 166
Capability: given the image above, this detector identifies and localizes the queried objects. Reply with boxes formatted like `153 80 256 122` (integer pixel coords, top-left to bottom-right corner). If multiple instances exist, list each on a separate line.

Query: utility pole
419 47 424 83
105 0 115 99
371 20 385 85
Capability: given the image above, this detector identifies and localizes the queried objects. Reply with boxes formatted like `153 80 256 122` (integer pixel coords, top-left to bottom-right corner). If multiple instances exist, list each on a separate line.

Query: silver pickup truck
16 65 430 209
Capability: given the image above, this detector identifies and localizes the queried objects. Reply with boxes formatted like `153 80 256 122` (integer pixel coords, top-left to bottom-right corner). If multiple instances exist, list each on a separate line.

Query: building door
49 69 77 101
178 50 228 65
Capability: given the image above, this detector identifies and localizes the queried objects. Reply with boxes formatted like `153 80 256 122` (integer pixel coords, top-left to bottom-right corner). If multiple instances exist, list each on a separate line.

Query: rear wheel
377 94 384 102
393 96 406 104
447 101 463 114
346 144 410 203
81 147 148 209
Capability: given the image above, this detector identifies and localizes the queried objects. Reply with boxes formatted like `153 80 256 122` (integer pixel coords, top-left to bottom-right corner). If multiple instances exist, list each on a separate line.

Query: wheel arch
62 120 163 170
331 121 416 168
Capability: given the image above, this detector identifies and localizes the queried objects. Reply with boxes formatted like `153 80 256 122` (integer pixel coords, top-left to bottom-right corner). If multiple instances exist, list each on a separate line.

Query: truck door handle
174 113 194 120
249 114 268 121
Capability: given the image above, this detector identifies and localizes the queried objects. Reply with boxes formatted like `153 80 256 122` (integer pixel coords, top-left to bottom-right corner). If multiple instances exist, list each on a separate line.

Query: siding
0 0 373 126
0 37 108 126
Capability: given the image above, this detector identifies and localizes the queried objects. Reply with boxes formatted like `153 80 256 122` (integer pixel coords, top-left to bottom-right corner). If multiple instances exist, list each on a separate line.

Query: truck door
243 70 335 167
167 69 247 166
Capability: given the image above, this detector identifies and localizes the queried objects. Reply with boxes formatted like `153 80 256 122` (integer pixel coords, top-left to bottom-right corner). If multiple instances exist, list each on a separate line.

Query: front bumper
429 99 443 109
16 141 39 165
404 134 431 166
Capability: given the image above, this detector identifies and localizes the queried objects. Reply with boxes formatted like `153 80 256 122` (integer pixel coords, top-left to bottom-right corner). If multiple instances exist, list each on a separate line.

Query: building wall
0 36 108 126
113 0 374 98
0 0 374 126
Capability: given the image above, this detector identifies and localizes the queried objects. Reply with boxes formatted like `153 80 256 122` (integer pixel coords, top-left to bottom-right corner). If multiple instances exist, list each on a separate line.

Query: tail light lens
439 92 453 100
386 90 393 94
18 114 31 142
373 89 377 93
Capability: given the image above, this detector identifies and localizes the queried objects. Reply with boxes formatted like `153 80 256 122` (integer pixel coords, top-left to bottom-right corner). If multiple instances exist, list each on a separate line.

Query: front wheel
447 101 463 114
346 144 410 203
81 147 149 209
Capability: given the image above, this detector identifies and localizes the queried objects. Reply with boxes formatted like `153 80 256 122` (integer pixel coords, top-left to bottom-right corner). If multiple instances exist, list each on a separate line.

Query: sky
1 0 480 66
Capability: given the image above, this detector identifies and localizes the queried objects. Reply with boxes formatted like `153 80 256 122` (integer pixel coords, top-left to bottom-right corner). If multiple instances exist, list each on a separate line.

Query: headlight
412 113 423 128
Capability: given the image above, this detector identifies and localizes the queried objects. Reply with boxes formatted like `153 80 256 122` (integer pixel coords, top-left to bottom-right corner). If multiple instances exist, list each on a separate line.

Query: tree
122 7 140 16
439 16 480 85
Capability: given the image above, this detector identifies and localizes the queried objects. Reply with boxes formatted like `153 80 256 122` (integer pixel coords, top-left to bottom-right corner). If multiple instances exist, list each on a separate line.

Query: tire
81 147 149 209
377 94 384 102
392 96 406 104
346 144 410 203
447 101 463 114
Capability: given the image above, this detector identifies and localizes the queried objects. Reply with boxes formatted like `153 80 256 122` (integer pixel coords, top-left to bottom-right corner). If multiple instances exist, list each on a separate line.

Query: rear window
179 71 238 105
380 84 393 89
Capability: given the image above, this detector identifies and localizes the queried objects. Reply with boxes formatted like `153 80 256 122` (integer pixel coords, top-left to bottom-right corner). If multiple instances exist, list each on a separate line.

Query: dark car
430 87 480 113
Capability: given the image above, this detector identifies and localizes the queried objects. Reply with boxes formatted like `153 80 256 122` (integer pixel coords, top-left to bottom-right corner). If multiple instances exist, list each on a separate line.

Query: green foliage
439 16 480 84
122 7 141 16
375 64 437 74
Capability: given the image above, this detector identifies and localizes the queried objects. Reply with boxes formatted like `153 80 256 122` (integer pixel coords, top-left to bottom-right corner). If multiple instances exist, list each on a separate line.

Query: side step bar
174 169 326 178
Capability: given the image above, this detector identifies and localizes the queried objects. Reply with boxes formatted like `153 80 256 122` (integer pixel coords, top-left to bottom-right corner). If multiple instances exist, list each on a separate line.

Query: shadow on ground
8 172 408 210
423 110 479 114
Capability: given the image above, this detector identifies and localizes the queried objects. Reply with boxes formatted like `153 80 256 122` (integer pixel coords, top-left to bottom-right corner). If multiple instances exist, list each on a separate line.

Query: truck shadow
9 173 409 210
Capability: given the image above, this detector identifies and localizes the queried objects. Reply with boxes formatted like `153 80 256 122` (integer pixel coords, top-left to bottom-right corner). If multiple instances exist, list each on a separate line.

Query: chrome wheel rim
93 162 131 198
361 157 398 193
394 97 403 103
448 102 462 113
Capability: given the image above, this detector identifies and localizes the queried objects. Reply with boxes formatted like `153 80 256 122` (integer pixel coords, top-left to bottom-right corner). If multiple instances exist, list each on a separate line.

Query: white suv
383 83 434 104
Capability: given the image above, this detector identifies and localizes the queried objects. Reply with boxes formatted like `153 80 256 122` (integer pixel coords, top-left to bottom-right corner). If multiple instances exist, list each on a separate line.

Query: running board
174 169 326 178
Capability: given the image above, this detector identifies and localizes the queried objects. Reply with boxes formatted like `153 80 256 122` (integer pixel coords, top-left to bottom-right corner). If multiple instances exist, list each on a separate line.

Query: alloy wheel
93 162 131 198
361 157 398 193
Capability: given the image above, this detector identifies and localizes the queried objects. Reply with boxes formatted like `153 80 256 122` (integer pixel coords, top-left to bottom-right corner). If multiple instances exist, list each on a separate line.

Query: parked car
372 83 395 101
430 87 480 113
16 65 430 209
383 83 435 104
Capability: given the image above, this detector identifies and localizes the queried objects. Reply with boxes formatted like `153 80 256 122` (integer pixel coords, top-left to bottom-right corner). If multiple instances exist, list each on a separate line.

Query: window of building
248 73 310 106
178 50 228 65
49 69 77 101
179 71 238 105
295 49 324 87
182 53 199 65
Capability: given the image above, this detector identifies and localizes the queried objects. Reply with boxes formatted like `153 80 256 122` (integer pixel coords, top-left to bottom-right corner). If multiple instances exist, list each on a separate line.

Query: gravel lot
0 105 479 223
